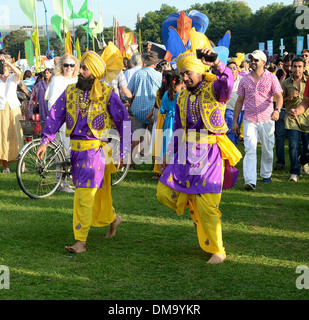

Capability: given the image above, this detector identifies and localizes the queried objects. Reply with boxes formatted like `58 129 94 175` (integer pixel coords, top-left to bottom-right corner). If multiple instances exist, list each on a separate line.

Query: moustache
76 74 95 90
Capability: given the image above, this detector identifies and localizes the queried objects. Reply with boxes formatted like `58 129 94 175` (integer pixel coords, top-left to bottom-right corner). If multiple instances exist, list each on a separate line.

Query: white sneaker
57 182 75 193
289 174 299 182
301 163 309 175
2 168 10 174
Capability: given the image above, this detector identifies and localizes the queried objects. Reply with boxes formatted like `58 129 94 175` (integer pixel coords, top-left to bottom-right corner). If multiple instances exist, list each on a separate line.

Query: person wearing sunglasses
45 53 80 193
232 50 283 191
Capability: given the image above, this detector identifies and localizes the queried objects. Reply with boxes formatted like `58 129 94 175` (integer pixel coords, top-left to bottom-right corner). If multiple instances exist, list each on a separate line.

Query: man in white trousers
232 50 283 190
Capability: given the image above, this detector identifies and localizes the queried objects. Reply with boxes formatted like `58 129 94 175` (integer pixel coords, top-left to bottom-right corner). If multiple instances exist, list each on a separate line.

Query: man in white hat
232 50 283 190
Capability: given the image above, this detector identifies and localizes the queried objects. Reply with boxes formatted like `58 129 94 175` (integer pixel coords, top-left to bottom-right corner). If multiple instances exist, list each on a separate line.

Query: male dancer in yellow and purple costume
36 44 131 253
157 42 242 264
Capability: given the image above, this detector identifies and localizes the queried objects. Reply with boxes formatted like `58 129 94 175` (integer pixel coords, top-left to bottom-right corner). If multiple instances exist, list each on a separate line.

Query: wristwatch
275 108 281 113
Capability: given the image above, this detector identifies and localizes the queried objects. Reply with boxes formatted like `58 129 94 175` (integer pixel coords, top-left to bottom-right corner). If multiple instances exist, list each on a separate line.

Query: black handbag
17 90 27 102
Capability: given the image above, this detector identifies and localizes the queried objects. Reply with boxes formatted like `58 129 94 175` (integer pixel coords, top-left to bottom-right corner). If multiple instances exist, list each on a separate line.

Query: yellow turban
176 51 206 75
230 57 240 66
176 28 217 81
236 52 245 62
81 42 124 100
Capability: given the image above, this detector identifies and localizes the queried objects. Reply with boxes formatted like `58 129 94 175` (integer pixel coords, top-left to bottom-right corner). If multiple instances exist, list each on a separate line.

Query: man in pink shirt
232 50 283 190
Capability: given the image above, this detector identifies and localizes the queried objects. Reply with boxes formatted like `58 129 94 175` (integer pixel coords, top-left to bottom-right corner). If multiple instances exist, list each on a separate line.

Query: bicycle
16 120 129 199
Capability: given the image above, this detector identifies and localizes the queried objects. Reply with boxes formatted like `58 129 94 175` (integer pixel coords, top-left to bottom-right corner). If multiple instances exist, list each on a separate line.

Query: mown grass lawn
0 141 308 301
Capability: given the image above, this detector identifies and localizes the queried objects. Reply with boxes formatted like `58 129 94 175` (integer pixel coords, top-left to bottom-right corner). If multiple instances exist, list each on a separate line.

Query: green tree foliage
4 30 64 60
273 4 309 54
188 0 253 56
49 37 65 57
136 4 178 44
3 30 28 60
135 1 309 57
4 1 309 60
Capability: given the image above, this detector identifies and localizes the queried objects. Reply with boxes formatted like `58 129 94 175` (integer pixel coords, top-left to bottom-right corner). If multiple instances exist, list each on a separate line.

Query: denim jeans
274 109 286 167
225 109 244 146
287 129 309 175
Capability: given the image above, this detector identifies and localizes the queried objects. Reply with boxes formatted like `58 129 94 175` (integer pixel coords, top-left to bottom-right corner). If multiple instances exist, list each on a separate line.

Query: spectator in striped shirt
232 50 283 191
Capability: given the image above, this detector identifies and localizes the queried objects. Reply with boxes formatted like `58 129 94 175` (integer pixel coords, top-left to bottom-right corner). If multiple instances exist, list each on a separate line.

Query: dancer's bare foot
64 241 86 253
106 216 122 238
207 253 226 264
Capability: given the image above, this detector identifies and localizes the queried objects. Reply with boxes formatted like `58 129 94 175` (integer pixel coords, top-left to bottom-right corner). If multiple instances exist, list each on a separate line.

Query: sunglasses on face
63 63 75 68
301 54 309 58
250 58 259 63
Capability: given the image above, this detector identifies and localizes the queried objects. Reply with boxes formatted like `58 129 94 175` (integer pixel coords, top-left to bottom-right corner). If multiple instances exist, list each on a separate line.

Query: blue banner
267 40 273 57
259 42 265 51
280 38 284 57
0 29 3 50
297 36 304 56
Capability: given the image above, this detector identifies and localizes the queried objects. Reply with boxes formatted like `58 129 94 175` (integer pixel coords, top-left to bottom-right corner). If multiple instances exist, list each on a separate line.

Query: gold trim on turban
176 28 216 81
81 42 124 101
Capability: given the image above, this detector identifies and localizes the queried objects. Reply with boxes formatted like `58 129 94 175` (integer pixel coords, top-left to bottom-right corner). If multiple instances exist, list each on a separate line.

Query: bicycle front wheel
108 134 130 186
16 140 66 199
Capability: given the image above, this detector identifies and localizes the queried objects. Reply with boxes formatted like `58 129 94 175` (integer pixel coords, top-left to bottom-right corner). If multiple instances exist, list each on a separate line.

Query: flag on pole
125 32 134 48
78 0 92 21
51 14 69 43
0 29 3 50
31 29 39 72
65 30 73 54
297 36 304 56
25 39 34 67
267 40 273 57
280 38 284 57
92 4 104 43
76 38 82 61
53 0 70 21
258 42 265 51
78 0 93 49
117 27 125 55
67 0 80 19
19 0 36 27
139 29 142 53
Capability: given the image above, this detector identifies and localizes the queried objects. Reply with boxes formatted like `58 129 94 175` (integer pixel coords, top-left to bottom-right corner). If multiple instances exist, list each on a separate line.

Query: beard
76 74 95 90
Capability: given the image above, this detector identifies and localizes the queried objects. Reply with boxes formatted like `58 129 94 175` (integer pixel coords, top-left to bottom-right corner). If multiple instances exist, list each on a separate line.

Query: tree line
3 1 308 61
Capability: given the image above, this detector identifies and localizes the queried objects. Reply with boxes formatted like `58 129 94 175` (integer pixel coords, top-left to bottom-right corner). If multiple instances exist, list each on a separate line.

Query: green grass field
0 142 308 300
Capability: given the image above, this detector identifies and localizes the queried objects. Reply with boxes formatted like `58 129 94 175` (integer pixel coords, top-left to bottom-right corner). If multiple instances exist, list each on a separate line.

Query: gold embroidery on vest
65 83 114 139
177 80 228 134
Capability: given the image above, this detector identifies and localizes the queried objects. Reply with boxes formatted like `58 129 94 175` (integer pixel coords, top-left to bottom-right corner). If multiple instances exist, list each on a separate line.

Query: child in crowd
147 70 173 179
160 71 185 158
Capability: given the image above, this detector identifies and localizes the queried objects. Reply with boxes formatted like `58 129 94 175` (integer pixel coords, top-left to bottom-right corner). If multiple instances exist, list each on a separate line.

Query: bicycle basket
20 120 46 136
